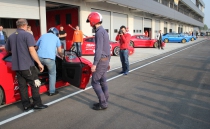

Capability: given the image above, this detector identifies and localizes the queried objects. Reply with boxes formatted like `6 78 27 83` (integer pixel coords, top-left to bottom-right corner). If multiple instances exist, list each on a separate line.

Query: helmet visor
86 19 90 23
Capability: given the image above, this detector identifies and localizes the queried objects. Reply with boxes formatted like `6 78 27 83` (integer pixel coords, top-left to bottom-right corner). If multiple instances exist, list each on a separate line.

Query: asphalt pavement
0 38 210 129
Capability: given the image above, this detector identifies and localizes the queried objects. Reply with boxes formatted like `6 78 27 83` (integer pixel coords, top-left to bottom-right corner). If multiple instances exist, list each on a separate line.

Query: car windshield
163 33 168 36
85 38 94 42
3 55 12 62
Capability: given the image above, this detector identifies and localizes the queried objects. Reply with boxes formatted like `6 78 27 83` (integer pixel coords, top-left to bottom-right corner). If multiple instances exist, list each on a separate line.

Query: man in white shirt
156 30 164 50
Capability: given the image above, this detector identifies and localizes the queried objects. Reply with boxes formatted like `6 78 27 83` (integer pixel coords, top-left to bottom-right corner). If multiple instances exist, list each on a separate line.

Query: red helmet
86 12 103 27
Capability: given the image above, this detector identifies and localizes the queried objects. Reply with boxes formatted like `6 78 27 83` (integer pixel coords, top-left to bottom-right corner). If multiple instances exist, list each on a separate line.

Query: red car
0 49 92 105
130 35 165 48
71 37 134 56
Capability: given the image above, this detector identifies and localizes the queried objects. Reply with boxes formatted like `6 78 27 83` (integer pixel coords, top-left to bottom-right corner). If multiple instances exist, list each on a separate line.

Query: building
0 0 205 49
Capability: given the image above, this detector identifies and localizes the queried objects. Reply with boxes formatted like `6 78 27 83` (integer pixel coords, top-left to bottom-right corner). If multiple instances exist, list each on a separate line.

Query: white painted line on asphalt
0 39 205 109
0 40 207 126
107 39 205 72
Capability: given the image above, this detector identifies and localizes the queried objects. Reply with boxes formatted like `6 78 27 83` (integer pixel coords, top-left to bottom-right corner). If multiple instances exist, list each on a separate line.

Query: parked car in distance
162 33 190 43
130 35 165 48
71 36 134 56
200 32 205 36
179 33 197 41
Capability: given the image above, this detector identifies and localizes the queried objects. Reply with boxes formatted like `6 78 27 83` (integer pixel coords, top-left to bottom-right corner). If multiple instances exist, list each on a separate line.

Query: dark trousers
16 70 42 108
91 59 109 108
158 40 163 49
73 42 82 57
120 49 129 73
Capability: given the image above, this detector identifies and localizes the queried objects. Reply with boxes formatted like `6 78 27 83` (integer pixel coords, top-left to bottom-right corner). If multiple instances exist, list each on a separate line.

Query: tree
203 24 208 30
199 24 208 30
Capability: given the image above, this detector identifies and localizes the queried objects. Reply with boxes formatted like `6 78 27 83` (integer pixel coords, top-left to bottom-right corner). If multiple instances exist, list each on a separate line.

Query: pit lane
0 38 208 127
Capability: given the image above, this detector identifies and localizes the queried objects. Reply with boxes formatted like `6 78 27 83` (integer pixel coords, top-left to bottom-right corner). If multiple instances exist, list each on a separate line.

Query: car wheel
113 47 120 56
130 41 134 48
153 41 158 48
164 39 169 43
191 38 194 41
0 87 4 105
181 39 186 43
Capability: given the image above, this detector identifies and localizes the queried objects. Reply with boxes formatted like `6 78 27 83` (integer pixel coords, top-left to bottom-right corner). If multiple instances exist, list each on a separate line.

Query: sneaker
119 71 124 74
48 91 59 96
124 72 128 75
92 105 107 110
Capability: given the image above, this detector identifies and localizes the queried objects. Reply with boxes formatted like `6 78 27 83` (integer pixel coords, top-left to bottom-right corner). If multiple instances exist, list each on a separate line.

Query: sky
203 0 210 28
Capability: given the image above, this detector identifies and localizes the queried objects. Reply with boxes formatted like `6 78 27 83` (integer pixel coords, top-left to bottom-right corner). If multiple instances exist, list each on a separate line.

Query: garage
113 12 128 41
91 9 111 39
0 0 40 36
133 16 143 35
0 0 39 19
144 18 152 38
170 23 176 33
155 20 160 34
164 22 168 34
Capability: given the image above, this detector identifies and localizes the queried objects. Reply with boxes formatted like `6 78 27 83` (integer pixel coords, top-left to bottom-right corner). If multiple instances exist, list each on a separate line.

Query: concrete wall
109 0 204 27
43 0 195 40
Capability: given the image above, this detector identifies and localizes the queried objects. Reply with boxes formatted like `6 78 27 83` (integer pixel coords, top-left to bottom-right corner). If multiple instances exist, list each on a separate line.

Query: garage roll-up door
0 0 39 19
155 20 160 33
134 16 143 34
113 12 127 41
91 9 111 38
144 18 152 28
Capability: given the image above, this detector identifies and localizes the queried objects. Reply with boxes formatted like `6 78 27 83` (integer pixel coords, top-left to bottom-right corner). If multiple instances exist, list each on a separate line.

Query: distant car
130 35 165 48
0 49 92 105
162 33 190 43
200 32 205 36
73 37 134 56
179 33 197 41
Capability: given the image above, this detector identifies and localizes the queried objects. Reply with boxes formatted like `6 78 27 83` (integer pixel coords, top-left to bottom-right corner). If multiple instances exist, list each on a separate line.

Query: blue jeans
0 40 5 46
73 42 82 57
120 49 129 73
39 58 56 93
60 40 66 50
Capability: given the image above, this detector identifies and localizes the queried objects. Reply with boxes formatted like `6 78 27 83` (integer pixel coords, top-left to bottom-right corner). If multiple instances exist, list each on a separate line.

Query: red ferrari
130 35 165 48
71 37 134 56
0 49 92 105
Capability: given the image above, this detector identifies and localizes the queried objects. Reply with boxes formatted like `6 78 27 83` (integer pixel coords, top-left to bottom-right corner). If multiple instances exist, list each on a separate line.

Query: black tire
153 41 158 48
164 39 169 43
181 39 186 43
113 47 120 56
0 87 4 105
191 37 194 41
130 41 134 48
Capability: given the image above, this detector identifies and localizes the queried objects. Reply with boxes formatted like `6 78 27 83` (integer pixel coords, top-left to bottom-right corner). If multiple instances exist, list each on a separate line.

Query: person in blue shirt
36 27 63 96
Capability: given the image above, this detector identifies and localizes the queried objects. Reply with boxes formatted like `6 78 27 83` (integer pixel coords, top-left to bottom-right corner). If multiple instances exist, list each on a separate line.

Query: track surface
0 39 210 129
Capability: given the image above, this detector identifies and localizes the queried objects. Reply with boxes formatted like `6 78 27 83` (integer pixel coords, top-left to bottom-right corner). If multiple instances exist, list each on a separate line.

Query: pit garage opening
46 1 79 50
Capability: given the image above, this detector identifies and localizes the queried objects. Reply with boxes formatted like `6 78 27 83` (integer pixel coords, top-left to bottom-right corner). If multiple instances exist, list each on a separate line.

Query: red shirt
115 33 131 50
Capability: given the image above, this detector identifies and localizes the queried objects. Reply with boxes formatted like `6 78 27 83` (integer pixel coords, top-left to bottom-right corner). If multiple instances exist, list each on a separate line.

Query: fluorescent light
106 1 117 4
118 4 127 7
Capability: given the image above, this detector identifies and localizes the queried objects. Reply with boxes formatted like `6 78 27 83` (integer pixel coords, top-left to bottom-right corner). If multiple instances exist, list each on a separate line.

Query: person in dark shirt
5 18 48 111
116 25 131 75
86 12 110 110
0 25 7 46
59 26 67 50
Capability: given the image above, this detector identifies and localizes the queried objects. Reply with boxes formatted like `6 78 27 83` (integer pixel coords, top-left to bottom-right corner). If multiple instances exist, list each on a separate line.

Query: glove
34 79 41 87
